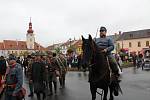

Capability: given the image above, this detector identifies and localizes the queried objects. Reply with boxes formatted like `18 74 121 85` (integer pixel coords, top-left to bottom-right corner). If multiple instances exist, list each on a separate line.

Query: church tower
26 18 35 50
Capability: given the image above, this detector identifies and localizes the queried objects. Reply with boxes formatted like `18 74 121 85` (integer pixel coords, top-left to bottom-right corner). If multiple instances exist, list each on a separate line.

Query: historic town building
26 18 35 50
116 29 150 54
0 19 45 57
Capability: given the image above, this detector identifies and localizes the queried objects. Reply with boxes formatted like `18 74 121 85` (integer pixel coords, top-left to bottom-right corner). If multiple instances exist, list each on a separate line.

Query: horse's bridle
88 40 97 67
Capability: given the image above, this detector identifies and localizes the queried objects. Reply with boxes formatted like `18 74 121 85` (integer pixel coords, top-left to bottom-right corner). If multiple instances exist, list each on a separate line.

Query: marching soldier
47 57 57 96
58 54 67 88
4 56 23 100
30 56 46 100
0 56 7 90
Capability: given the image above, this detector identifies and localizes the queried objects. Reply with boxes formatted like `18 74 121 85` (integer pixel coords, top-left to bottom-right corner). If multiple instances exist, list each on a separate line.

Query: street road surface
1 67 150 100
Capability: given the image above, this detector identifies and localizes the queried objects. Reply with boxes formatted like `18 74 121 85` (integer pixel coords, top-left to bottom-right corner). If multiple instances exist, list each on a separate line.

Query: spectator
132 53 137 68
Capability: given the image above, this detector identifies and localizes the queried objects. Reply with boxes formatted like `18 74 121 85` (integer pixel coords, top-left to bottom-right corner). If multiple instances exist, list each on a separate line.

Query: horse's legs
90 83 97 100
109 85 114 100
103 86 108 100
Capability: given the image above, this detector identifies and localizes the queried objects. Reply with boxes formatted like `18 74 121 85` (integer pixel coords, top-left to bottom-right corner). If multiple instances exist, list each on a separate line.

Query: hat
52 53 57 57
8 54 16 60
100 26 107 32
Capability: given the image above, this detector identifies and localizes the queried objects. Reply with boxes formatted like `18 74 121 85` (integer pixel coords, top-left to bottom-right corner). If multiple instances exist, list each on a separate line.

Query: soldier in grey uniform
95 26 119 75
4 57 23 100
30 56 46 100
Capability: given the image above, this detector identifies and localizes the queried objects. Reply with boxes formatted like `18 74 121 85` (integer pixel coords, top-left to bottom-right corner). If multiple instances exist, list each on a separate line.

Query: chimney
119 31 122 35
74 37 76 41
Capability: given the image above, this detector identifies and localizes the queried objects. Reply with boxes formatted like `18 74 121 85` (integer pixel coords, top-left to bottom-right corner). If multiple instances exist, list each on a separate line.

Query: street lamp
69 38 71 47
121 39 123 50
119 31 123 50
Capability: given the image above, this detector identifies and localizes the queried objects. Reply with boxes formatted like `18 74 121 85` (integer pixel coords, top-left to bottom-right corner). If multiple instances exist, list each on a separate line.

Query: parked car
142 49 150 70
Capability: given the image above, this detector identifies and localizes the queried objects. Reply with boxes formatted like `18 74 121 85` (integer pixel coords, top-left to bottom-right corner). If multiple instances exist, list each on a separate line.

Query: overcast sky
0 0 150 47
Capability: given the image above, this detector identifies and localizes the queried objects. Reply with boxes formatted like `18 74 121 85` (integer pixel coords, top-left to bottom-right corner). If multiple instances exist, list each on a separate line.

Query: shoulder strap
4 67 10 80
58 57 66 68
55 57 62 68
56 56 66 69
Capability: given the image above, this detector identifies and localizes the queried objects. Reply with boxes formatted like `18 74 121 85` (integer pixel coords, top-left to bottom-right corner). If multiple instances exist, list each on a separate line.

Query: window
78 48 80 51
138 42 141 47
147 32 150 36
8 51 10 54
30 39 32 42
129 34 133 38
117 43 120 48
129 42 132 47
146 41 149 47
30 45 32 49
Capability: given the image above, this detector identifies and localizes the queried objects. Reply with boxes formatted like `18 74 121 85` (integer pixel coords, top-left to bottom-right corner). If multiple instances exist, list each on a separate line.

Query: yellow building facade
117 38 150 53
116 29 150 54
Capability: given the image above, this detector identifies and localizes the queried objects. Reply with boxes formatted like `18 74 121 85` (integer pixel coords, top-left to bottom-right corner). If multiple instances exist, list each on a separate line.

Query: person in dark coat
22 57 28 75
77 54 82 71
16 57 21 65
30 56 46 100
0 56 7 88
132 53 137 68
58 54 67 89
27 57 34 97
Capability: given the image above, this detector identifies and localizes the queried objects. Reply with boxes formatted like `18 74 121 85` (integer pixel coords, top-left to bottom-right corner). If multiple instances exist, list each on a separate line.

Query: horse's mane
82 35 110 83
91 39 107 66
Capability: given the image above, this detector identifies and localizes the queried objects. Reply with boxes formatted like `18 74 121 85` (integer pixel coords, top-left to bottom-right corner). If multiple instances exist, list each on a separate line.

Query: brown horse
82 35 121 100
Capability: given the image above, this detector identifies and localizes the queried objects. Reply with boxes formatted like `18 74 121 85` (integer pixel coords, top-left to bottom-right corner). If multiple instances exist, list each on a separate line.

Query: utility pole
69 38 71 47
94 27 99 40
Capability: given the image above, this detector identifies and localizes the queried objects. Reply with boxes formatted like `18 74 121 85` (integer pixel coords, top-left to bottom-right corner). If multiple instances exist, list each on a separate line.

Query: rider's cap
100 26 107 32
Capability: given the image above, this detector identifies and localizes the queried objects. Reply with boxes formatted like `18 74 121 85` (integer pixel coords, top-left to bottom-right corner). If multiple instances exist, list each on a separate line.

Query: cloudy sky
0 0 150 47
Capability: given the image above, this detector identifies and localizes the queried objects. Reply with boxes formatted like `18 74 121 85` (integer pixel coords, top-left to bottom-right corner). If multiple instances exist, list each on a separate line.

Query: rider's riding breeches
107 55 119 74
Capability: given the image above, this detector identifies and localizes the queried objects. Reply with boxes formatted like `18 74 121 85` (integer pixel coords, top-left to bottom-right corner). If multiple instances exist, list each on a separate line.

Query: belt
6 84 16 88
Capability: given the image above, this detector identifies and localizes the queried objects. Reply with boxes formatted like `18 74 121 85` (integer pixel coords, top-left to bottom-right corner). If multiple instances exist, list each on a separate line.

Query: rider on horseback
95 26 120 76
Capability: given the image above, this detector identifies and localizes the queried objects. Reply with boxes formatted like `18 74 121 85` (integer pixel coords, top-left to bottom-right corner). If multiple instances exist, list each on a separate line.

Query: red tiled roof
47 43 63 50
4 40 21 50
34 42 47 51
0 42 4 50
17 41 27 50
61 40 77 47
1 40 46 50
72 40 82 47
47 45 54 50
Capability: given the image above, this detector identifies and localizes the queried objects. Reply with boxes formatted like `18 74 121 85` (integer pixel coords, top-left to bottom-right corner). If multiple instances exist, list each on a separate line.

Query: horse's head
82 34 96 67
